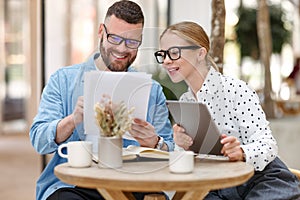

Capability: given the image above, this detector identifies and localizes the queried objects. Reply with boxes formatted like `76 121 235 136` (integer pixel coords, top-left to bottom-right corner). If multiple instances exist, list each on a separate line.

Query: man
30 1 174 199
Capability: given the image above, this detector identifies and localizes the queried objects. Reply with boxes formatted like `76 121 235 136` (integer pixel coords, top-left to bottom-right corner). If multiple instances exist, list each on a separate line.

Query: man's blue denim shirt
30 53 174 200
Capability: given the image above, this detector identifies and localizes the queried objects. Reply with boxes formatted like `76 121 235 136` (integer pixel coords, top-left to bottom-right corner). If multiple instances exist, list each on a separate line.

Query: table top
54 158 254 192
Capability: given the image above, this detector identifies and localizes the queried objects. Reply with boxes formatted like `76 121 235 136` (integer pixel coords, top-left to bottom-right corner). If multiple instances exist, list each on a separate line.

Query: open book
93 145 169 163
123 145 169 161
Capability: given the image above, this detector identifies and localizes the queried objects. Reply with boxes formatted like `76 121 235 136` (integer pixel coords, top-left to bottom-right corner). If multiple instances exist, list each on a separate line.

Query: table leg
97 188 132 200
124 192 137 200
172 190 209 200
172 192 185 200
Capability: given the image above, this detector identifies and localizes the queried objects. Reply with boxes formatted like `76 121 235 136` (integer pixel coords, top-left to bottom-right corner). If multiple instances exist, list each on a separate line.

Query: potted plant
94 95 134 168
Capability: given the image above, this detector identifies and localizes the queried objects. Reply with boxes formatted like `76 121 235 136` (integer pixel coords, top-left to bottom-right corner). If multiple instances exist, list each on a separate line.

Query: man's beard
99 38 137 72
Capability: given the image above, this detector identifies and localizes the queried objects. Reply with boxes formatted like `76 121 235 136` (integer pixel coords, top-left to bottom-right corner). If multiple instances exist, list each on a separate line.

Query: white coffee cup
169 151 194 173
58 141 93 168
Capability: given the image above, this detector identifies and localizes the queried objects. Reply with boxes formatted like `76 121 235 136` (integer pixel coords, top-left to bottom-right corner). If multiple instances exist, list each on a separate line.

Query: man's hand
56 96 84 144
173 124 193 150
72 96 84 126
129 118 159 148
220 134 244 161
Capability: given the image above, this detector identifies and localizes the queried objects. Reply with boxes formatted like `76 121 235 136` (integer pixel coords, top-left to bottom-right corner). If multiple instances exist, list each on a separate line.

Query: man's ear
98 23 104 37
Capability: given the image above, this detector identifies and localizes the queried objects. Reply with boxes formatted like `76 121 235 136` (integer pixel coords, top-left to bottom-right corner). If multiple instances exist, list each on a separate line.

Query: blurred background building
1 0 299 134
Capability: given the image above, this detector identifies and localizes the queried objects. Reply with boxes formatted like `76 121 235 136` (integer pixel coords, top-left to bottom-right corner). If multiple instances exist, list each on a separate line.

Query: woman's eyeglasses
103 24 142 49
154 46 200 64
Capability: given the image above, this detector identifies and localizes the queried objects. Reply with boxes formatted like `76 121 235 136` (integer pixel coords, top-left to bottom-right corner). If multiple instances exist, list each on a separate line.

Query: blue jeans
204 157 300 200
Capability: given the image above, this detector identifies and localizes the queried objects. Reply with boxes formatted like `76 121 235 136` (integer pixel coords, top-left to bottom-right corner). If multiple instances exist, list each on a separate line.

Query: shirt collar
198 67 220 93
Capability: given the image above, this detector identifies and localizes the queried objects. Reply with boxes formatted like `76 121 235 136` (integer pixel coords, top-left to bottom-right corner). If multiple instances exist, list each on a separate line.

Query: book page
84 71 152 140
123 145 169 159
92 146 169 163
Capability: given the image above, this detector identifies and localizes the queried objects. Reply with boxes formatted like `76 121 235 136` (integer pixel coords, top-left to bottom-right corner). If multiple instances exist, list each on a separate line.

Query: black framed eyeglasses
103 24 142 49
154 46 200 64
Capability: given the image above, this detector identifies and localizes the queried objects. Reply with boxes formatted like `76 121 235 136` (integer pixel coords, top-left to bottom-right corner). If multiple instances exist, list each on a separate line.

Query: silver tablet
166 100 223 155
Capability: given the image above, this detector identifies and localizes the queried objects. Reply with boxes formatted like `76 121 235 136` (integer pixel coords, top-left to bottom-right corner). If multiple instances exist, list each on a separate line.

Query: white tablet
166 100 223 155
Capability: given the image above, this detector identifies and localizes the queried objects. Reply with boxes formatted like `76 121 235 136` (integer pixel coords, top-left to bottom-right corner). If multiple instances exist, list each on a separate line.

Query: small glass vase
98 136 123 168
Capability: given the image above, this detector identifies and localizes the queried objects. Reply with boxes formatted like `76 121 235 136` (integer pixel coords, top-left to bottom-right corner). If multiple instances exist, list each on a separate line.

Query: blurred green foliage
235 4 291 60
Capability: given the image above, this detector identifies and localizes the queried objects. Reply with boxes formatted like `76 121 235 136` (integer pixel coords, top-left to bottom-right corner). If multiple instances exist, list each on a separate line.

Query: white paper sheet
84 71 152 142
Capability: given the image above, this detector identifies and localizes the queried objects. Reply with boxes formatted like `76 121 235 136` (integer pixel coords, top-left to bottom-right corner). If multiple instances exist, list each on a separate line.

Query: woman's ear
197 47 207 62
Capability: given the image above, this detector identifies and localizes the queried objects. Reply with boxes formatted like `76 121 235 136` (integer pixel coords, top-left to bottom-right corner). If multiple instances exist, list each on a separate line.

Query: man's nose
115 40 128 52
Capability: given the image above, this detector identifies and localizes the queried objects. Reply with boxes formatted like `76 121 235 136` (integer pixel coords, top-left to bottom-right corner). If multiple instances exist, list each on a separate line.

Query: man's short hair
105 0 144 25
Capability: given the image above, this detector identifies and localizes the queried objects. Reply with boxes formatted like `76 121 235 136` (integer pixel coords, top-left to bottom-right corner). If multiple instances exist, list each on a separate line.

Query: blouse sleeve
234 80 278 171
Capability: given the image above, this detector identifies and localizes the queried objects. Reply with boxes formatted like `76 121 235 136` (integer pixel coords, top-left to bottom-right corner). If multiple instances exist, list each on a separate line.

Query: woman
154 21 300 199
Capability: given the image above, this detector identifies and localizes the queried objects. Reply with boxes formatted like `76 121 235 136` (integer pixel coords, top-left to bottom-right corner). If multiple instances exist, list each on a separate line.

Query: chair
289 168 300 180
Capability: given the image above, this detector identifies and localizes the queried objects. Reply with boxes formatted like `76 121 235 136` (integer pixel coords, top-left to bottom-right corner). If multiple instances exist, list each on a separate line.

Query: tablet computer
166 100 223 155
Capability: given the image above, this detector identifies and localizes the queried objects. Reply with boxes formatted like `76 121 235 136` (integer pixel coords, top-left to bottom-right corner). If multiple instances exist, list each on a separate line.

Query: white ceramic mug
58 141 93 168
169 151 194 173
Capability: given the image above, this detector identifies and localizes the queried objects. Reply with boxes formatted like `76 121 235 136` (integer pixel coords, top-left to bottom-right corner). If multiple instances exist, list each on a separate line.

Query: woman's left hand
173 124 193 150
220 134 244 161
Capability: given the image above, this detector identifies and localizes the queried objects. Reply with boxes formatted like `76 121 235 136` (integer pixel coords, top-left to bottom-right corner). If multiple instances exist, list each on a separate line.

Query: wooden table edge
54 163 254 192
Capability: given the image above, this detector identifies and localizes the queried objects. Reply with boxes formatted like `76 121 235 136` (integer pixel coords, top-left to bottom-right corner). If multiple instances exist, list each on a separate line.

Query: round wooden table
54 158 254 200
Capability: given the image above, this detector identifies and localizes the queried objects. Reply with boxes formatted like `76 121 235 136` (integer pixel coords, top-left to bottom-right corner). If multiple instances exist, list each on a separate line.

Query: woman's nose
163 54 173 64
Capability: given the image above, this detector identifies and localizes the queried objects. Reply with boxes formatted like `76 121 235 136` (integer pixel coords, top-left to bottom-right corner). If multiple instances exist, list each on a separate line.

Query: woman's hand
220 134 244 161
173 124 193 150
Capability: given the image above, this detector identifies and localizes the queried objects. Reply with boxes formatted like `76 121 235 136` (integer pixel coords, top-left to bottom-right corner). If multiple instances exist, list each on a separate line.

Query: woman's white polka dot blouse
179 67 278 171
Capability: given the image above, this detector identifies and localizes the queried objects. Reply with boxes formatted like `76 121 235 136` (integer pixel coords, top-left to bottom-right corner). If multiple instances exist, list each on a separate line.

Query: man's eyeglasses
103 24 142 49
154 46 200 64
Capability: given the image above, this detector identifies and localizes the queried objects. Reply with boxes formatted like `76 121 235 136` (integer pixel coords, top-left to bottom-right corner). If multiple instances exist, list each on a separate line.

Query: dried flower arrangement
94 95 134 137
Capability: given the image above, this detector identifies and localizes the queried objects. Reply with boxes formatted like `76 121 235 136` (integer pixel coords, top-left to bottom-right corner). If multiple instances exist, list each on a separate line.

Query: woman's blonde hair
160 21 219 71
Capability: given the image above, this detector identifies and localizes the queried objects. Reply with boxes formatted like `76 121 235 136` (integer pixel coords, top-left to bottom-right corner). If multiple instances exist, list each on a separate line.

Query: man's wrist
155 136 164 150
